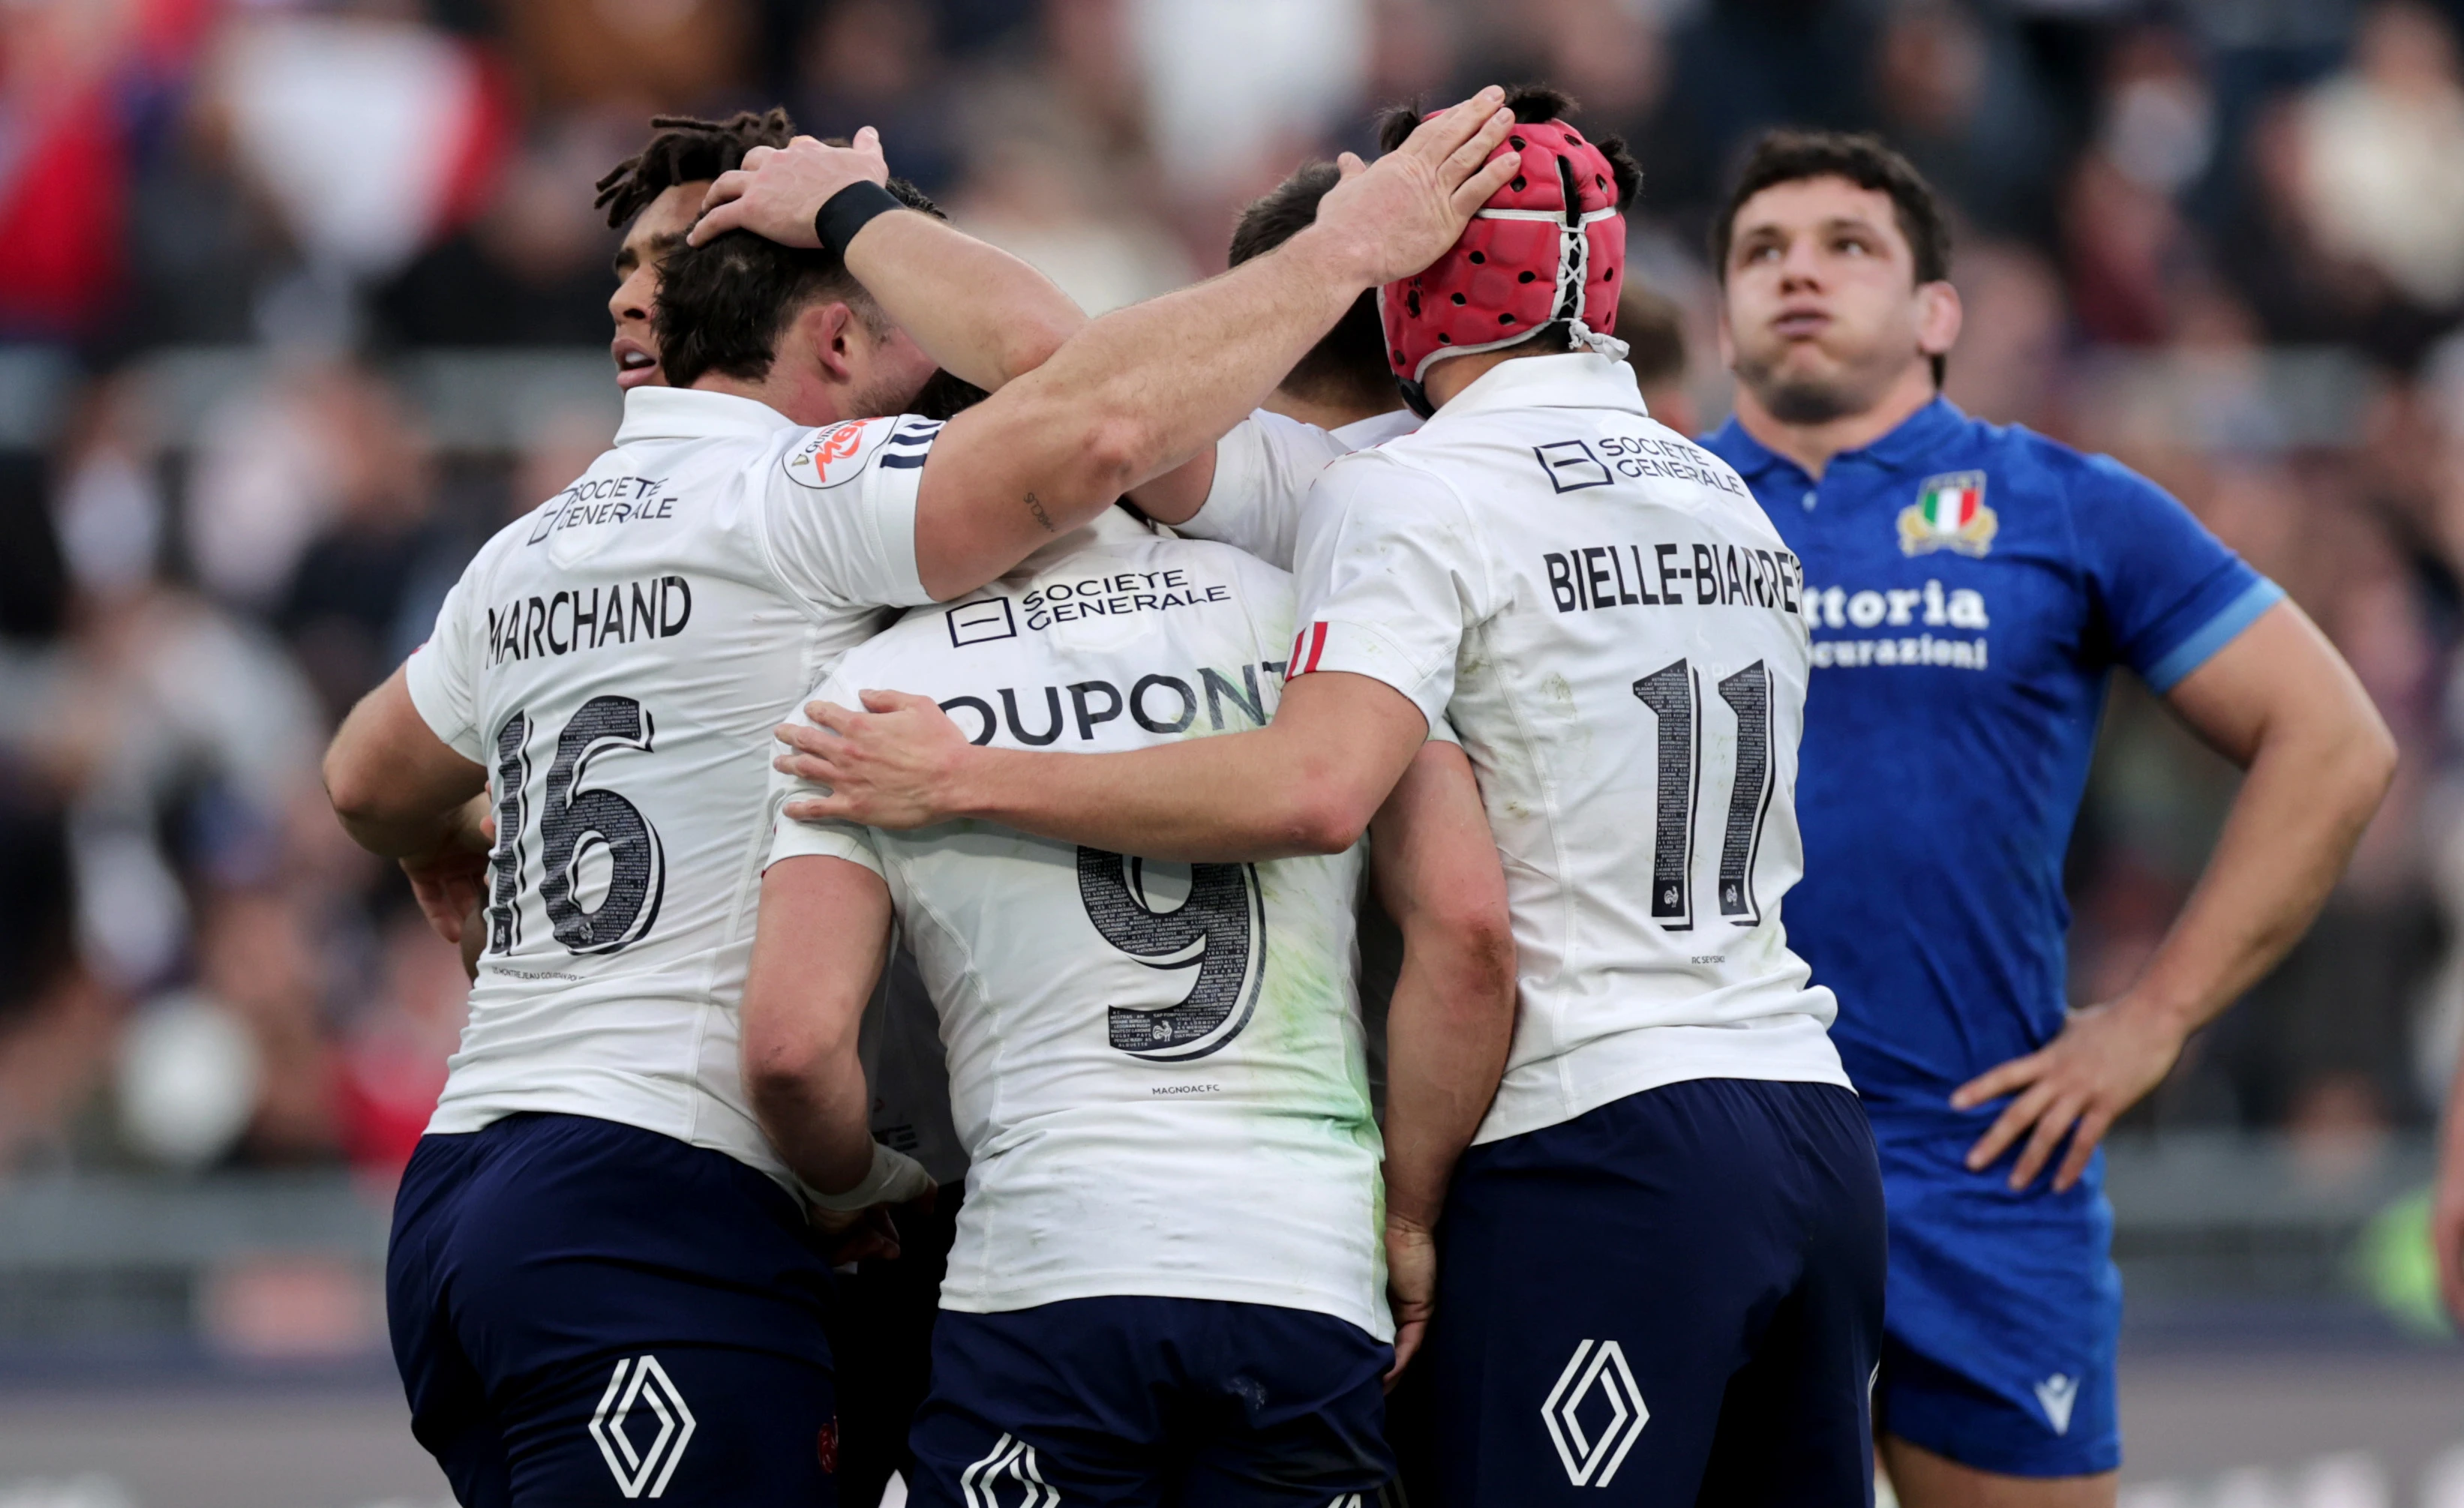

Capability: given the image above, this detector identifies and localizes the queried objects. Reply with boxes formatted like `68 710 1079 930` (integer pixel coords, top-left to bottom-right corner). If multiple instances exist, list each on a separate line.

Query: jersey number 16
486 696 668 956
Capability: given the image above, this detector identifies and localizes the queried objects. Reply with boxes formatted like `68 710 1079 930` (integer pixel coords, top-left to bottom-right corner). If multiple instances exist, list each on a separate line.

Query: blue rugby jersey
1700 398 2279 1133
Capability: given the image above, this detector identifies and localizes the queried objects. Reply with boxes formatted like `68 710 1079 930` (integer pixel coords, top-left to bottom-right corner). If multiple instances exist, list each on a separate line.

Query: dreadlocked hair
1373 84 1641 214
595 109 799 229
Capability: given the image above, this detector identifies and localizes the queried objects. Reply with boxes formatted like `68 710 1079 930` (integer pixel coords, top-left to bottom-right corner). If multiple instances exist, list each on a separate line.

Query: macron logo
2033 1373 2079 1436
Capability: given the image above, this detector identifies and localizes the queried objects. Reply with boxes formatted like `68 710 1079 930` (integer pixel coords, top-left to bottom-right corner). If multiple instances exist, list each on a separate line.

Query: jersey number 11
1631 659 1775 931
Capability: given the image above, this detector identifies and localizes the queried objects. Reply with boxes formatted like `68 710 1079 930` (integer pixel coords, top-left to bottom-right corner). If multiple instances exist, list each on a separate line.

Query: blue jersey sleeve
2070 454 2282 692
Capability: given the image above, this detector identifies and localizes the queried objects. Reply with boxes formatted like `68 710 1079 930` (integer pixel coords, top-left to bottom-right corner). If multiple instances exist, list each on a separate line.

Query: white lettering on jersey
1805 580 1991 630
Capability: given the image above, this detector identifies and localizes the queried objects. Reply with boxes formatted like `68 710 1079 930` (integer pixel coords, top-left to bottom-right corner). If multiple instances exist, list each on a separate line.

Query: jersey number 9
1077 850 1267 1063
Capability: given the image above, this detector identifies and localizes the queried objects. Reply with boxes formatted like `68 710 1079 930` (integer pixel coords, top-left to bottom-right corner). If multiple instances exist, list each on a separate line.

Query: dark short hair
596 109 800 229
1374 85 1641 213
1618 285 1688 390
1713 130 1952 385
1712 130 1951 287
1229 162 1391 408
652 178 941 388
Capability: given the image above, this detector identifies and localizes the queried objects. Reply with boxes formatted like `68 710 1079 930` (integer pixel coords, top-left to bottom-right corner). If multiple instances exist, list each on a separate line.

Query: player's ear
803 301 860 382
1915 279 1961 361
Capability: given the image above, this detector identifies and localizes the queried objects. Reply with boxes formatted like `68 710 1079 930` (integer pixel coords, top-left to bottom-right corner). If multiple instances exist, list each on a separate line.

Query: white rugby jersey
1181 406 1418 569
766 509 1387 1338
1290 352 1850 1146
404 385 945 1189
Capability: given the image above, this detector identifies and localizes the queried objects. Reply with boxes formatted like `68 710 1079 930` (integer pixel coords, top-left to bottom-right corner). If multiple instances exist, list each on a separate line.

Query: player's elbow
1442 900 1519 1003
995 305 1086 390
321 742 389 834
1282 787 1373 856
2339 702 2399 817
741 1024 834 1117
1070 412 1152 500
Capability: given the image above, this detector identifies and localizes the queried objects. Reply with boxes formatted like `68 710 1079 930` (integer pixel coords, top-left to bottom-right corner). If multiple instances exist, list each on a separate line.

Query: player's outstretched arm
323 667 490 943
743 854 911 1200
1370 741 1516 1382
899 88 1518 598
1953 601 2394 1191
776 671 1429 862
692 127 1084 396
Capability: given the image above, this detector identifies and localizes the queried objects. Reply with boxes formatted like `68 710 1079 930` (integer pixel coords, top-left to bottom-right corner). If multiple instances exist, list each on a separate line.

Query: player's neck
690 368 849 430
1730 364 1938 481
1262 387 1403 432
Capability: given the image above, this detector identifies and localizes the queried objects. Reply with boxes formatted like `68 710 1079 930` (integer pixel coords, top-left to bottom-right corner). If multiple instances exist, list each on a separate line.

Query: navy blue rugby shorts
1412 1077 1886 1507
388 1112 841 1507
908 1294 1394 1508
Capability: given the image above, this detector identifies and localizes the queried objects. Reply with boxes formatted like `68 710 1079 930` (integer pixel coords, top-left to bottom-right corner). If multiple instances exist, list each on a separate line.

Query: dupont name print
935 661 1286 746
1541 541 1803 617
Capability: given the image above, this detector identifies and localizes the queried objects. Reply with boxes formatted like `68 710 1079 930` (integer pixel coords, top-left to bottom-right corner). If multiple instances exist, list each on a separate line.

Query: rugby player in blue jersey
1698 130 2396 1507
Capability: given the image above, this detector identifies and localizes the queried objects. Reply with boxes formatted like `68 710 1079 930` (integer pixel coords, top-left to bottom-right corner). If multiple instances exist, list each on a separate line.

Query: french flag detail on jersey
1289 621 1330 676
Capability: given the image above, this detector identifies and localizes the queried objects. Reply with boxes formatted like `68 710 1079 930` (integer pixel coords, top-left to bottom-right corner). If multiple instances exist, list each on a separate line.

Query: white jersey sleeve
1287 455 1492 733
759 414 942 613
765 677 886 877
1179 411 1352 570
402 541 500 763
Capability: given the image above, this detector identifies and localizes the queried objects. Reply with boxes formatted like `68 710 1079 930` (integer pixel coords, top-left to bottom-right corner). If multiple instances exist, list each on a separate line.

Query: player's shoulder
455 496 565 590
1952 413 2137 493
1040 525 1296 616
1968 418 2182 535
775 412 943 493
1150 529 1294 592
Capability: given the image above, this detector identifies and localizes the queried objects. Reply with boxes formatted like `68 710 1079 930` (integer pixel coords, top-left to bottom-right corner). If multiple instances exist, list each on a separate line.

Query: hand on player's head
775 689 973 830
1308 87 1520 289
689 129 891 249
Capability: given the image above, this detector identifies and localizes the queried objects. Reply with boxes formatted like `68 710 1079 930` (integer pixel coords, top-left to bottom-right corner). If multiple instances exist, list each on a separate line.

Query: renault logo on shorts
1541 1339 1649 1488
962 1432 1062 1507
588 1354 698 1498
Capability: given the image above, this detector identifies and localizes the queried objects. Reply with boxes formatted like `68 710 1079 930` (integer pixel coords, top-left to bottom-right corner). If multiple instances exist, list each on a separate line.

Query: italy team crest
1898 471 1996 557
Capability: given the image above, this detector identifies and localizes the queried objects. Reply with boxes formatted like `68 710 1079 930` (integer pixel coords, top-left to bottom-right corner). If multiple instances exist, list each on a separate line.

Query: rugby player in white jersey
777 91 1888 1506
743 500 1513 1505
321 91 1523 1507
597 109 974 1508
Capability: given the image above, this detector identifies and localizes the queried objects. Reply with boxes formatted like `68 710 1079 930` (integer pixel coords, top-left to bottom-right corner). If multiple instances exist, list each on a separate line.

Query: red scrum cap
1379 104 1631 414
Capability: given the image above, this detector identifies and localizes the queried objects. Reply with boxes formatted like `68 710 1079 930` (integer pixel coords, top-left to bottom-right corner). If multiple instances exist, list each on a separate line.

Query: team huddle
323 82 2394 1508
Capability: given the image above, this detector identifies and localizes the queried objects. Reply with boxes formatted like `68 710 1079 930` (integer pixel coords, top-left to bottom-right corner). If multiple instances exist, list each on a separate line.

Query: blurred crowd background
5 0 2464 1322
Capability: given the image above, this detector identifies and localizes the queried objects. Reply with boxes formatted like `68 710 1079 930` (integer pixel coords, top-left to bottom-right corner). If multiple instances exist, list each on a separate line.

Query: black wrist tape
812 181 903 256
